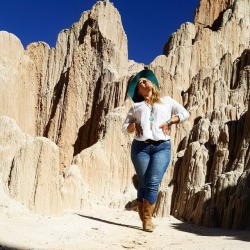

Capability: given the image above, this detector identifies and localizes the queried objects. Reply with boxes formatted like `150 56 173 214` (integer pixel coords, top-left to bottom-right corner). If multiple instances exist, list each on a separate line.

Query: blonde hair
136 80 162 104
150 84 161 104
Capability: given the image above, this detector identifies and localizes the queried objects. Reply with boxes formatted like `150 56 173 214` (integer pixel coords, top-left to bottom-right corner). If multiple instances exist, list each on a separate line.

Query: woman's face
137 78 153 96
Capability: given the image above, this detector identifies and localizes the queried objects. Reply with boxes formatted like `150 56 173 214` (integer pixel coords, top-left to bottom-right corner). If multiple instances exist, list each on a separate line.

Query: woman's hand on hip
127 123 143 137
159 122 171 136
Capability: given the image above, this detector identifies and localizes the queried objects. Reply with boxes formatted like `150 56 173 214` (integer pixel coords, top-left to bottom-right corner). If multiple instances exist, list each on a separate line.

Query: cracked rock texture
0 0 249 229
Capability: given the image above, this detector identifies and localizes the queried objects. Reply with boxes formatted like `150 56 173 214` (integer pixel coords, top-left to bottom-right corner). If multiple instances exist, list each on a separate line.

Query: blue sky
0 0 199 64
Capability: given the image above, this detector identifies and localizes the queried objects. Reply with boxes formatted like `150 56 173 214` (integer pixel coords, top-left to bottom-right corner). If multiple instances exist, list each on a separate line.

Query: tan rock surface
0 32 38 136
0 116 62 216
194 0 235 29
150 0 250 229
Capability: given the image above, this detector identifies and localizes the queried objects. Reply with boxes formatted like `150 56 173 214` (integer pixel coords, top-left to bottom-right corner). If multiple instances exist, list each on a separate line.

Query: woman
123 69 189 232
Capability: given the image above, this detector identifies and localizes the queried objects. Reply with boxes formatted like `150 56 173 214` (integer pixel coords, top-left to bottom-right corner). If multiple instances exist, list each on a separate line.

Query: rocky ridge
0 0 249 229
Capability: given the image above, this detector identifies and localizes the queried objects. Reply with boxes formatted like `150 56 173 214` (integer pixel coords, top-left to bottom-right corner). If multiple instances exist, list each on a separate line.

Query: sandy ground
0 206 249 250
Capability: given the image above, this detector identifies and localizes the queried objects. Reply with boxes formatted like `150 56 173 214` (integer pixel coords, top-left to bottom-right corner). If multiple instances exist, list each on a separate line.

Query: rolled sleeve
170 97 190 123
122 106 135 133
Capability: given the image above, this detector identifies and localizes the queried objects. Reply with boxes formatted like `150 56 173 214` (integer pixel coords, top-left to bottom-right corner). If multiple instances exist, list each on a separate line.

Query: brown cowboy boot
137 200 143 221
143 199 156 232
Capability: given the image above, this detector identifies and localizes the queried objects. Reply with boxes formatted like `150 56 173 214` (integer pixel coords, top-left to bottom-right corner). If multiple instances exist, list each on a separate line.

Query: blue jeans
131 140 171 205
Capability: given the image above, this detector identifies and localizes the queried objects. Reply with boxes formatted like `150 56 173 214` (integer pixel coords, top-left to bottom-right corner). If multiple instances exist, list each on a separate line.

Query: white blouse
123 96 189 141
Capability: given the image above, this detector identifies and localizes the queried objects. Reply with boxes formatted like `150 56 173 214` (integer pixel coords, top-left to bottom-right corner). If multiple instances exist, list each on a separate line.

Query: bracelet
166 119 173 126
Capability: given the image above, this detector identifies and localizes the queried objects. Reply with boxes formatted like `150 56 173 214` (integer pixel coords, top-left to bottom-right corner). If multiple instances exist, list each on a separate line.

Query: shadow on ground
170 221 250 242
75 213 141 231
0 245 24 250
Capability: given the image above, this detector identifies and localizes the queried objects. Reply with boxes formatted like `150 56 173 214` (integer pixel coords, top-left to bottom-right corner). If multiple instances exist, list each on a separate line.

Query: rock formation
0 0 249 229
0 116 62 215
154 0 250 229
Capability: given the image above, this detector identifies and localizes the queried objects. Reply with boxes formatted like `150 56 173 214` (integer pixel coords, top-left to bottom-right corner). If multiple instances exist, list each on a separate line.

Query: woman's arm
122 106 143 137
159 97 189 136
169 97 190 122
122 106 135 133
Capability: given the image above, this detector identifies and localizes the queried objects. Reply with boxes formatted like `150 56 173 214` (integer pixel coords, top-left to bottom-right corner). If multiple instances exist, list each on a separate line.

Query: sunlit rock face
0 32 38 136
0 0 134 216
0 116 62 216
153 0 250 229
194 0 235 30
25 0 129 169
0 0 249 229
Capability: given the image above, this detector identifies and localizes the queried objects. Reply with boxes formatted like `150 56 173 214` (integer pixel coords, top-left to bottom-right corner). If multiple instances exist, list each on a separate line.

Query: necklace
144 101 154 129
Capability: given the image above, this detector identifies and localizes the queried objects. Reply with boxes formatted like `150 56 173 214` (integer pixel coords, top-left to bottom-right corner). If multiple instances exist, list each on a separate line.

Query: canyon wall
153 0 250 229
0 0 249 228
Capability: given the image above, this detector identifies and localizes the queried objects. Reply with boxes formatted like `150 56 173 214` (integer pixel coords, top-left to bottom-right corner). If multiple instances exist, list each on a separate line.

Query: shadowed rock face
194 0 235 30
0 0 249 229
26 0 129 168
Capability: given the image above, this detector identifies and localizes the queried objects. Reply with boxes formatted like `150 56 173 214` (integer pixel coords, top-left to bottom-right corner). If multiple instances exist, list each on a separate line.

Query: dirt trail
0 207 249 250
